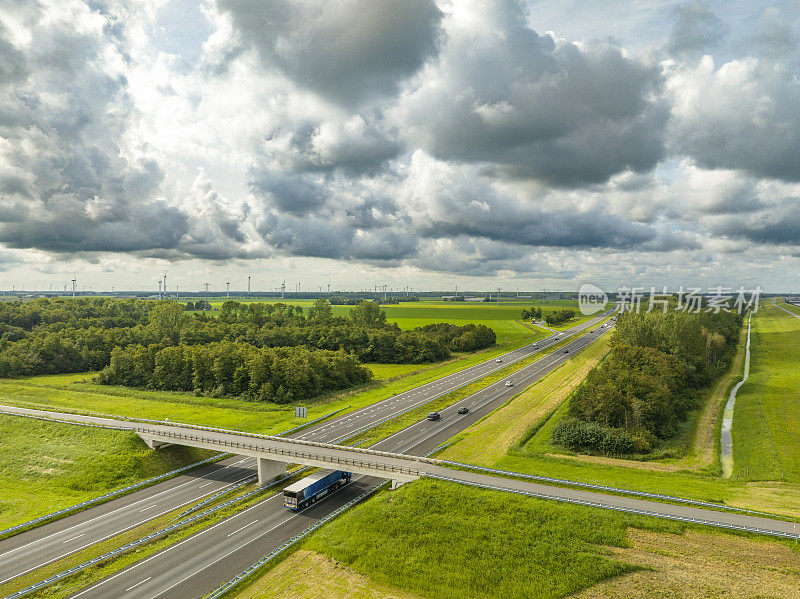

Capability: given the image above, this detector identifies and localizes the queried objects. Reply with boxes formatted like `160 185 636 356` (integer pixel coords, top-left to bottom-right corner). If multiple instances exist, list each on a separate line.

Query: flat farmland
202 299 588 341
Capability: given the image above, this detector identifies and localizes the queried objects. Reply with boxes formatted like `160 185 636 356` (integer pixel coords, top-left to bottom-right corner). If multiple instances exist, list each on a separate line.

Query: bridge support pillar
257 458 287 485
140 436 172 450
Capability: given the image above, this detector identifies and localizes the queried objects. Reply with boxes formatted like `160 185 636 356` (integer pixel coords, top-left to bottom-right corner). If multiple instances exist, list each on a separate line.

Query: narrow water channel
720 312 752 478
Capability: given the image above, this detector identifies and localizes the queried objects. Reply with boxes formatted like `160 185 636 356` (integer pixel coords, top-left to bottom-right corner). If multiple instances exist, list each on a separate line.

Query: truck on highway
283 470 351 510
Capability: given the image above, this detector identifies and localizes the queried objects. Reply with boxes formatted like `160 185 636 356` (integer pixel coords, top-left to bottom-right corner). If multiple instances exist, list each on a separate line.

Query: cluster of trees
184 300 212 311
553 309 741 455
98 343 372 403
0 298 150 331
543 309 575 326
521 307 543 320
0 298 497 403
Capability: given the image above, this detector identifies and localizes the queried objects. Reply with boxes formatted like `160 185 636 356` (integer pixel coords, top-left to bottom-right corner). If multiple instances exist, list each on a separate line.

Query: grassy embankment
0 415 213 529
731 303 800 482
228 478 800 599
437 308 800 518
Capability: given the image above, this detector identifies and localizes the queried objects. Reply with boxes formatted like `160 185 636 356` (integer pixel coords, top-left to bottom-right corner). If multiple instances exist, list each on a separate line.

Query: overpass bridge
135 421 424 488
1 404 798 541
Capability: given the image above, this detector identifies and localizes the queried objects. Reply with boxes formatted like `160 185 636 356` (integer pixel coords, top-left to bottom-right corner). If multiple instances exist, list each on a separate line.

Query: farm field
203 298 590 337
731 303 800 482
230 478 800 599
0 415 212 528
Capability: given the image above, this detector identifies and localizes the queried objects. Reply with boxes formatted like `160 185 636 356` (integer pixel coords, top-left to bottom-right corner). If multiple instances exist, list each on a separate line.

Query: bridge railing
136 426 423 478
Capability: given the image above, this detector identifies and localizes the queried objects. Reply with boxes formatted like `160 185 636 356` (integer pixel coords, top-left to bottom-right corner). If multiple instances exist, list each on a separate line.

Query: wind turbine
71 276 76 299
226 282 230 298
280 279 286 299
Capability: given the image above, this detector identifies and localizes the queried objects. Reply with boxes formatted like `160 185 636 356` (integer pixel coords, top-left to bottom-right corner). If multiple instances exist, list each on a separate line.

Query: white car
504 380 514 387
533 343 539 348
495 358 503 363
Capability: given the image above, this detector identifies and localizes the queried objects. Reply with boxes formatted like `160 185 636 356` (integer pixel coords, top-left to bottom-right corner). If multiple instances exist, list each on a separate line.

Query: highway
65 324 615 599
62 319 798 599
0 312 610 588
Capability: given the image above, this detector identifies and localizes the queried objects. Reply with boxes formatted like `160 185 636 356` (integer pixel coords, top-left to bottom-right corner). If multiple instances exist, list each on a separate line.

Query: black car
426 412 441 421
457 406 469 415
564 348 570 353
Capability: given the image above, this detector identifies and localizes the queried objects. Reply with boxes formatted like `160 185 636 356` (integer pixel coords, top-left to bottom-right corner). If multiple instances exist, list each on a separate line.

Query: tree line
98 343 372 403
552 309 741 455
0 298 496 402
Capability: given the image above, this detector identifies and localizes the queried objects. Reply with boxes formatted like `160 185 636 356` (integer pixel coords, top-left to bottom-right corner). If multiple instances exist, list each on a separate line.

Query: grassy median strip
438 333 612 465
344 331 589 448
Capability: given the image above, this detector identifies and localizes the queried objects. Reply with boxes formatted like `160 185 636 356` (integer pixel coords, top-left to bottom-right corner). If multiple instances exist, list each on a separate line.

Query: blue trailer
282 469 352 510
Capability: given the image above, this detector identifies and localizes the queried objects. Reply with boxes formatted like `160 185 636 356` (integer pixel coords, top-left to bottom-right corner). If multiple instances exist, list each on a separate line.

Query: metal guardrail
0 453 231 540
0 408 135 432
203 480 390 599
1 470 293 599
175 476 258 520
277 405 350 436
435 460 785 520
425 474 799 540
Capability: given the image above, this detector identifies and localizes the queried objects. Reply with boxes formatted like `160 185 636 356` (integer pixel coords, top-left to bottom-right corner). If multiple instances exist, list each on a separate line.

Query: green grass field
296 478 687 599
203 299 589 338
0 323 547 436
731 303 800 482
0 302 558 434
0 415 213 528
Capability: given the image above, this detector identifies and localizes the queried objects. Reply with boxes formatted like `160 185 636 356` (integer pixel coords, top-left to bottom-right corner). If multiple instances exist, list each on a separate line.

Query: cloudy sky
0 0 799 293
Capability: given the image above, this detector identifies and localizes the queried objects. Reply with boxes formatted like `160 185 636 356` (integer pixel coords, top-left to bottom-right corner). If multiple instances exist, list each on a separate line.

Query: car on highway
533 343 539 348
504 380 514 387
495 358 503 363
564 348 570 353
426 412 441 421
457 406 469 414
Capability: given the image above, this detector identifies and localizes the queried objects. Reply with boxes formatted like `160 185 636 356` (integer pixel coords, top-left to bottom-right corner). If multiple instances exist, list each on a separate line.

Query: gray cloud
709 202 800 245
668 57 800 181
394 0 668 186
666 1 727 59
216 0 443 107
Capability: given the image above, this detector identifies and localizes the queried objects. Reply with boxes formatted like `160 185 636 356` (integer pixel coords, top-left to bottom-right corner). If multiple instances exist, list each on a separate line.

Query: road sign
295 406 307 419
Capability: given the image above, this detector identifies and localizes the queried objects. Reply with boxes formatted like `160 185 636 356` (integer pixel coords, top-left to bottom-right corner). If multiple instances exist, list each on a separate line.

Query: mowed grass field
230 478 800 599
0 415 212 528
731 303 800 482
